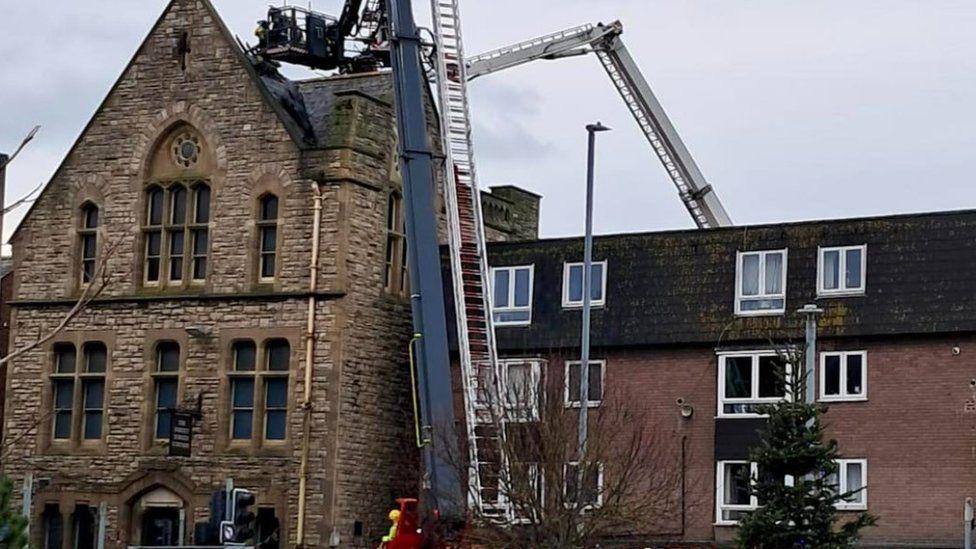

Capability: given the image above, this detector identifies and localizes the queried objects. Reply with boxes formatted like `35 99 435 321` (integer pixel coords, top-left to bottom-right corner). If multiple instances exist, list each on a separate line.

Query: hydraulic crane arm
467 22 733 229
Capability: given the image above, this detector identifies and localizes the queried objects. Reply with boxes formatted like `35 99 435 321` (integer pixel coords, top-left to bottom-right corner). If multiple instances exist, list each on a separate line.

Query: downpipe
296 183 323 547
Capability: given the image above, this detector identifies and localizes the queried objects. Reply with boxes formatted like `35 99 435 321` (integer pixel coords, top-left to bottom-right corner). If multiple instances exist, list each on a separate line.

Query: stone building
0 0 535 547
477 209 976 547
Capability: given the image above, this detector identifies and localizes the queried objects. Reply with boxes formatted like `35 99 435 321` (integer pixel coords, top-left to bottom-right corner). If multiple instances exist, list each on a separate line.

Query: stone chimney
480 185 541 242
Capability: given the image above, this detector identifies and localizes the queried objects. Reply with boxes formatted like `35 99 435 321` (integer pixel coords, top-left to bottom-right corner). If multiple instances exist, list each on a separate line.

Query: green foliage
0 477 28 549
736 351 876 549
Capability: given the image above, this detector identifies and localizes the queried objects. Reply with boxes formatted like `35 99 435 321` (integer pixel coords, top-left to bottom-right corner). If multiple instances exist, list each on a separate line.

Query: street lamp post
798 304 823 405
577 122 610 463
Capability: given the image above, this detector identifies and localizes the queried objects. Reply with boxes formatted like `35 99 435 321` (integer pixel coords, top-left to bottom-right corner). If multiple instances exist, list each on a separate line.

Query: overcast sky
2 1 975 240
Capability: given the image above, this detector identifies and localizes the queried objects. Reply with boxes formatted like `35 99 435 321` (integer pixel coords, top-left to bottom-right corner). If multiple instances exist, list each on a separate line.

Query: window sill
562 302 605 310
817 290 865 298
734 309 785 317
819 395 868 403
565 401 602 409
716 413 770 419
835 504 868 511
494 320 532 328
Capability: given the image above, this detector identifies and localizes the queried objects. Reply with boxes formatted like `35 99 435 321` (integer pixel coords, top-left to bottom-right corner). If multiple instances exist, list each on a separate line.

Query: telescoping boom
467 22 733 229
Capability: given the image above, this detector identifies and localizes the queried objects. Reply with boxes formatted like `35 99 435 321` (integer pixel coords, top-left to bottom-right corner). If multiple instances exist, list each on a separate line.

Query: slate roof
446 209 976 352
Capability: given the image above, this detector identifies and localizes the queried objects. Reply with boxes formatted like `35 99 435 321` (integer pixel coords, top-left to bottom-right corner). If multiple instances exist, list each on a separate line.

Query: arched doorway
129 487 186 546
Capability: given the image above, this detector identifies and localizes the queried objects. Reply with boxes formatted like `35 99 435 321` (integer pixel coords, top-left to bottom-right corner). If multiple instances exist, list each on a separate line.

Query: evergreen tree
0 477 28 549
736 349 876 548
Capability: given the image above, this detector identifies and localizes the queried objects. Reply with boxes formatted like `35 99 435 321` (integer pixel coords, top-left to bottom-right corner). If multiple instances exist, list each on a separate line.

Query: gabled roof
11 0 393 240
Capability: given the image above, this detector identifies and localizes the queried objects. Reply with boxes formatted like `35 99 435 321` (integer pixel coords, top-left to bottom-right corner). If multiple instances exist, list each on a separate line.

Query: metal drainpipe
296 182 323 547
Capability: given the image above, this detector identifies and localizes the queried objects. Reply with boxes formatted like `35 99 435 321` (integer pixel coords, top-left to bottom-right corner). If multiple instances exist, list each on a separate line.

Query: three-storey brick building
476 209 976 547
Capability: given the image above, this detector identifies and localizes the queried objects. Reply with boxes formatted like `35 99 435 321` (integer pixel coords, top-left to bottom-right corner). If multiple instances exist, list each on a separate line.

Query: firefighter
380 509 400 546
255 20 269 49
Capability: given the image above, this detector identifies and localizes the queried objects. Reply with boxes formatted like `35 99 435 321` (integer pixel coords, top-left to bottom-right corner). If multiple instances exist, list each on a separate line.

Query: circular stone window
172 134 201 168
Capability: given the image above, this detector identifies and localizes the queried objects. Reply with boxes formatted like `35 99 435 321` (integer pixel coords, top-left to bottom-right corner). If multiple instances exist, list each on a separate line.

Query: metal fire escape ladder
430 0 507 518
467 22 733 229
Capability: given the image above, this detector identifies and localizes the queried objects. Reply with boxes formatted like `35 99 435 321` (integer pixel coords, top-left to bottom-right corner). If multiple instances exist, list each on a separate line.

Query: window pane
267 340 290 371
824 355 841 396
724 463 751 505
193 230 208 254
823 250 840 290
846 354 864 395
590 263 604 301
724 357 752 399
194 185 211 223
567 363 580 402
83 411 102 440
84 343 107 373
54 411 72 440
233 379 255 408
157 379 178 408
155 409 173 440
55 380 74 408
513 268 531 308
171 186 187 224
55 345 76 373
265 410 287 441
157 343 180 372
758 356 785 398
588 362 603 402
261 227 277 253
84 205 99 229
232 410 253 440
741 254 760 296
846 462 864 502
82 234 97 259
845 248 862 289
493 269 510 308
83 381 104 410
193 257 207 280
261 254 276 279
568 265 583 303
170 231 185 255
764 253 783 294
148 189 164 226
266 378 288 408
261 195 279 221
494 310 530 324
234 341 257 371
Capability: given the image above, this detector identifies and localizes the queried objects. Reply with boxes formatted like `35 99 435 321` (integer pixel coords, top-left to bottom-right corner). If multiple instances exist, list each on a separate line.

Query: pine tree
736 349 876 548
0 477 28 549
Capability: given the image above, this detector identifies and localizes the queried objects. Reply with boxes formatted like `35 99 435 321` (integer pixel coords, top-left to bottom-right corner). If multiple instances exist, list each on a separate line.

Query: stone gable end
11 0 306 301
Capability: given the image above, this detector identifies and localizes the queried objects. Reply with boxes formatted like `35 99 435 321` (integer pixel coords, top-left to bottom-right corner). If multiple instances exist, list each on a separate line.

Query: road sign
169 411 194 457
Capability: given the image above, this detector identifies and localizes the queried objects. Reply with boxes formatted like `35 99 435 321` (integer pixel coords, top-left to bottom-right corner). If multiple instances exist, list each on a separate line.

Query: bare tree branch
0 126 40 171
0 236 122 369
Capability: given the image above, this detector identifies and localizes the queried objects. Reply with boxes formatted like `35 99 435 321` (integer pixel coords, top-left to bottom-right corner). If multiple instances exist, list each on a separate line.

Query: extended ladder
467 22 733 229
429 0 506 518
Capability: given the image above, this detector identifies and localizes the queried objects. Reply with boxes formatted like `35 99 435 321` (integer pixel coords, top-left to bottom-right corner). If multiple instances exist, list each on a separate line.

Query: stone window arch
141 124 213 288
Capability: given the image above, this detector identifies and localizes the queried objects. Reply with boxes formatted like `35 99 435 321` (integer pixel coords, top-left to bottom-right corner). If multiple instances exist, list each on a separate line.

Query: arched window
50 341 108 443
79 203 99 283
227 339 290 443
142 182 210 285
257 194 279 281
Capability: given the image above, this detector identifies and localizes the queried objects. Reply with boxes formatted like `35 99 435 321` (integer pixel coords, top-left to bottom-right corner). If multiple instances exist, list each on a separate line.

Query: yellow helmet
388 509 401 522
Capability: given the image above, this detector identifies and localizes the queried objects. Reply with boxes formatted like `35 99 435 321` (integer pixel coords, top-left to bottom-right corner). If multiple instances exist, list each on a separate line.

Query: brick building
0 0 535 547
476 209 976 547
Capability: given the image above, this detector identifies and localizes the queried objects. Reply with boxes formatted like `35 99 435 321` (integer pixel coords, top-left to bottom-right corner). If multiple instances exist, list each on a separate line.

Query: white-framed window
818 245 866 297
718 351 791 417
830 459 867 510
564 360 605 408
491 265 534 326
716 461 757 525
735 250 787 315
500 359 542 421
562 261 607 308
564 461 604 510
820 351 867 401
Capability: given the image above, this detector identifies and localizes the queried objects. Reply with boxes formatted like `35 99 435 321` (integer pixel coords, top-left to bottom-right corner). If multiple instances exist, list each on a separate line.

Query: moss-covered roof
445 208 976 351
